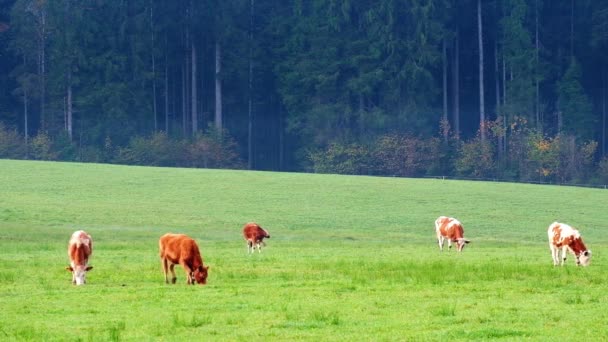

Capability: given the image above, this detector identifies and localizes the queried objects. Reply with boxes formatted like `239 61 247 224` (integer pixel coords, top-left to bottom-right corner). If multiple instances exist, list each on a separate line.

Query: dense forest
1 0 608 184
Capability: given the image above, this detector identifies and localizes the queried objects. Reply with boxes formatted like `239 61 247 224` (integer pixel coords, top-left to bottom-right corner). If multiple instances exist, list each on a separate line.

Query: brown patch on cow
66 230 93 285
243 222 270 253
159 233 209 285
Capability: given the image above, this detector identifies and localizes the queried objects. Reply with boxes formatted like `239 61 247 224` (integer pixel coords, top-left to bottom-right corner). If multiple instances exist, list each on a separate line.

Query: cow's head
576 250 592 266
263 228 270 239
456 238 470 252
66 265 93 285
191 265 209 285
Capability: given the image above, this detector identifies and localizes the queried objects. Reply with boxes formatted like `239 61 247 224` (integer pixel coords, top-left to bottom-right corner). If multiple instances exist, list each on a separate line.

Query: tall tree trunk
535 0 540 132
182 62 187 136
215 41 223 131
23 56 28 150
502 56 507 156
150 3 157 131
442 38 448 142
37 9 47 132
452 31 460 139
570 0 574 59
603 72 606 157
66 68 73 141
495 41 502 164
165 49 169 134
191 43 198 134
248 0 254 169
495 41 500 115
279 103 284 171
477 0 486 141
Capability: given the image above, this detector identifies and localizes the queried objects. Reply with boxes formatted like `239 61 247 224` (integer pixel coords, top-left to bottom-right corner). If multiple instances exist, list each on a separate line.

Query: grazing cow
548 222 591 266
65 230 93 285
243 223 270 254
159 233 209 285
435 216 470 252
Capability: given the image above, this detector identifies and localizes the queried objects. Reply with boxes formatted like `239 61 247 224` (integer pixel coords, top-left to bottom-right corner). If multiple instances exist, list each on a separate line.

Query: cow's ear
583 250 590 256
86 266 93 271
66 266 73 272
465 240 471 244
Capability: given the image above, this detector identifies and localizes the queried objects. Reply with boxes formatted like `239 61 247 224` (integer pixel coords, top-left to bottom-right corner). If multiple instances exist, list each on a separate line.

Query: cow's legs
437 235 444 251
256 242 262 253
247 241 253 254
549 245 559 266
560 246 568 266
447 239 452 251
162 258 170 283
180 262 193 284
169 264 177 283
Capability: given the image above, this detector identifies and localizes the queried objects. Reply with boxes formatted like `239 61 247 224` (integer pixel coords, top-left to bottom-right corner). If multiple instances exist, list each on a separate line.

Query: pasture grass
0 159 607 341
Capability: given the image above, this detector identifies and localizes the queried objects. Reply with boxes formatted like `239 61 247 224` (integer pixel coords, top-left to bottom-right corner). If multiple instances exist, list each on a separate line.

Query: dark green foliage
372 134 442 177
454 137 496 179
1 0 608 182
308 142 371 175
557 59 595 140
30 132 57 161
114 132 186 167
188 128 246 169
0 122 25 158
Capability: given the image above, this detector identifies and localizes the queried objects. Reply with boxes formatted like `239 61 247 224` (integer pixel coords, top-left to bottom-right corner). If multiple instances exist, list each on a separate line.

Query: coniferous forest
1 1 608 185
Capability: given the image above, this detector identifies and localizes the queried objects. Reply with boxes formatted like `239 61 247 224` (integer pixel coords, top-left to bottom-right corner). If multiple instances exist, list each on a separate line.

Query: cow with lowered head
435 216 470 252
159 233 209 285
66 230 93 285
243 222 270 254
548 222 591 266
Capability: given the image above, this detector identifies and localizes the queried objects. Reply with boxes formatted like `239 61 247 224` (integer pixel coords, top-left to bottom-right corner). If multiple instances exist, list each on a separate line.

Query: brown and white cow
548 222 591 266
243 222 270 254
435 216 470 252
65 230 93 285
159 233 209 285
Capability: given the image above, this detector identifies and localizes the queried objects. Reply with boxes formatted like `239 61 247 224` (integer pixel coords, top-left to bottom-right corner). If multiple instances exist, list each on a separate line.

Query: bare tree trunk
164 49 169 133
452 31 460 139
495 41 500 115
248 0 254 169
535 0 541 132
570 0 574 59
38 12 47 132
279 103 284 171
478 0 486 142
67 68 73 141
150 3 157 131
23 56 29 150
603 72 606 157
502 56 507 156
215 41 223 131
442 38 448 142
182 62 187 136
358 94 365 135
495 41 502 164
191 42 198 134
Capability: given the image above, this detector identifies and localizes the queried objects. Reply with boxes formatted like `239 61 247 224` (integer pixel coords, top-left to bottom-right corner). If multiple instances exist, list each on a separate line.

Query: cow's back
436 216 463 240
159 233 201 264
68 230 92 264
243 223 262 241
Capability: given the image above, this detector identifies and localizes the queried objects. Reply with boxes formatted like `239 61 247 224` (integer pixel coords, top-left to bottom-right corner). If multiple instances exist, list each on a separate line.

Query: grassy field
0 159 607 341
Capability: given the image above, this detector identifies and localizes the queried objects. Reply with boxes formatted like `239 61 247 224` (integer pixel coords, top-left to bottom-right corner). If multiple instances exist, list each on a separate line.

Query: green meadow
0 159 607 341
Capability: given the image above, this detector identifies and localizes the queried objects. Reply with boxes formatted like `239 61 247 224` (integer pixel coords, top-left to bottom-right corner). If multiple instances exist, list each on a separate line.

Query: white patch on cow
548 222 590 267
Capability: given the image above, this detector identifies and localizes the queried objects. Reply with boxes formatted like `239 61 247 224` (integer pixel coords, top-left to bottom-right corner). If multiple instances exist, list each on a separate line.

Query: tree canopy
1 0 608 184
